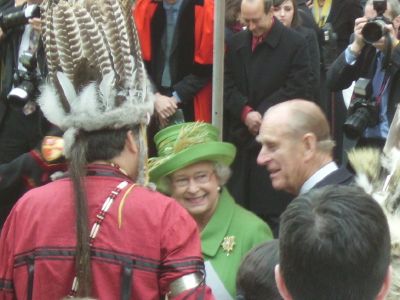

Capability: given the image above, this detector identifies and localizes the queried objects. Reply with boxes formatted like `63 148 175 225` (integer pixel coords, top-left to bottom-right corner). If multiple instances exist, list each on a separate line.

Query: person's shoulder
7 178 69 219
232 203 271 231
130 188 198 235
279 23 307 44
295 25 315 36
127 186 192 218
18 178 68 201
230 203 273 244
227 30 250 49
131 186 181 206
295 25 319 42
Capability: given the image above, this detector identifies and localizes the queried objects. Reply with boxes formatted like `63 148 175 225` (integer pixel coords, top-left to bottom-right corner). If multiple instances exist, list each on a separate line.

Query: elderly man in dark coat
224 0 312 235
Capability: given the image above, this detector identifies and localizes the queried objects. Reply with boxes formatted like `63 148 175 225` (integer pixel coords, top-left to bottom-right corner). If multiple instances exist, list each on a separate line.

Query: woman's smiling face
170 161 220 221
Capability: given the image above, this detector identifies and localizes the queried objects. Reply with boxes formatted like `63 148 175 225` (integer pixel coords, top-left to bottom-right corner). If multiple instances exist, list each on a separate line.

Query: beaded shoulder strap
68 180 129 297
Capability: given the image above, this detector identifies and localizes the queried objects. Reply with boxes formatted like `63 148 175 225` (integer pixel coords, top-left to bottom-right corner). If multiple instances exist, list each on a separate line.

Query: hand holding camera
0 3 40 32
350 0 398 65
351 17 368 55
28 17 42 33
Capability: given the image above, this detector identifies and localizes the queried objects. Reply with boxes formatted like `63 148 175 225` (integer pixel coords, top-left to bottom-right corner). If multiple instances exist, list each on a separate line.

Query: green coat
201 188 273 298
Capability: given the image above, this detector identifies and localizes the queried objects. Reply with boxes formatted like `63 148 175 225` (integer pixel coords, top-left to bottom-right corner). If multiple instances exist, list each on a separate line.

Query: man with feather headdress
0 0 214 298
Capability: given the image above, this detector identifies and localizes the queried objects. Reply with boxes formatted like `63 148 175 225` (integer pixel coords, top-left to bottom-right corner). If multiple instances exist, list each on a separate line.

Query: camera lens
362 20 386 44
7 80 35 106
343 108 371 139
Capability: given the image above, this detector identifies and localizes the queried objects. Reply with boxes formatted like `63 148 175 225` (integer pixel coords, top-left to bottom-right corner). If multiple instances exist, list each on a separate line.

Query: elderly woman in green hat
149 122 273 299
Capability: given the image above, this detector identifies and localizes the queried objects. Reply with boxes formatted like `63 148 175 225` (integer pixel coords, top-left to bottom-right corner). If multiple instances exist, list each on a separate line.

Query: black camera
362 0 391 44
0 4 40 31
7 51 41 107
344 78 379 139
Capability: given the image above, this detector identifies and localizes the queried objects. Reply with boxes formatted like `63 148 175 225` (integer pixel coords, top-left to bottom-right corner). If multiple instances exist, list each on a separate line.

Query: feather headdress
349 104 400 299
38 0 153 157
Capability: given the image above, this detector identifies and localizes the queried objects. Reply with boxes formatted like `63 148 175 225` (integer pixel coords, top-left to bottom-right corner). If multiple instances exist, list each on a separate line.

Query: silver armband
167 272 204 298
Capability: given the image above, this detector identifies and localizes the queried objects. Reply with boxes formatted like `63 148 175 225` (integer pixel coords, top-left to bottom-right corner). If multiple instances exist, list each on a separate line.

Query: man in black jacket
224 0 312 235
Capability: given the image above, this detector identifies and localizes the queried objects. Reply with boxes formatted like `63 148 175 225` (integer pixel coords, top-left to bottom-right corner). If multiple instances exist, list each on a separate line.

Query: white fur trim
38 72 154 132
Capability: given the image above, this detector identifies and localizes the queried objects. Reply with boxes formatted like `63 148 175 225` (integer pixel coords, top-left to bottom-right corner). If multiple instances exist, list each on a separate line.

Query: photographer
327 0 400 148
0 0 49 164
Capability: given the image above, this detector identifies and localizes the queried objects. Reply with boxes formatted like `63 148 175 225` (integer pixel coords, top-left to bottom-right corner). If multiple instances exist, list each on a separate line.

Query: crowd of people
0 0 400 298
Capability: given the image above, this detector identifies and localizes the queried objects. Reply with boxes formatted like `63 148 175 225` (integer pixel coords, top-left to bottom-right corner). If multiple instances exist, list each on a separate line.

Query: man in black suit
257 99 353 196
224 0 312 234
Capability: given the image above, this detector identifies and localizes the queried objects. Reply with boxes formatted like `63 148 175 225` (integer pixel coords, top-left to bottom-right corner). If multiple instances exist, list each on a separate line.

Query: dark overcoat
223 18 311 228
313 167 354 189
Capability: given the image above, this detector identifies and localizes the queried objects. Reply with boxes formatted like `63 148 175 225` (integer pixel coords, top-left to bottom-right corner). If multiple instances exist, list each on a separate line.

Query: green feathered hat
148 122 236 192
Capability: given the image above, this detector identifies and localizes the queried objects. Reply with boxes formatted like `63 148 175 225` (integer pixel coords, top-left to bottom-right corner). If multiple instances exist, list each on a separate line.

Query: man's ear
126 130 138 154
376 265 392 300
302 133 317 161
275 264 293 300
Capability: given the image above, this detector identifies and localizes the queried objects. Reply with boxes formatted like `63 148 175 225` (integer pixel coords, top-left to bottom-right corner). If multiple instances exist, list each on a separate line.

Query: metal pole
212 0 225 140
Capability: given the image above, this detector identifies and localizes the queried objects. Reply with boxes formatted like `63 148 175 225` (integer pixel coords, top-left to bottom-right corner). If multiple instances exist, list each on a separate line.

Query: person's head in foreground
276 185 392 300
256 99 335 195
237 239 282 300
149 122 236 230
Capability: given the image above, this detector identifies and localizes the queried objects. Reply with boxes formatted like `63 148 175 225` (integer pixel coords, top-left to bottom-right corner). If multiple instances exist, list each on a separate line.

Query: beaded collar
62 163 133 181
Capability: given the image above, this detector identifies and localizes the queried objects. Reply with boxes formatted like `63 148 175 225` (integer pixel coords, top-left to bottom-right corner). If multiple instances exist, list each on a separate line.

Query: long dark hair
69 126 136 296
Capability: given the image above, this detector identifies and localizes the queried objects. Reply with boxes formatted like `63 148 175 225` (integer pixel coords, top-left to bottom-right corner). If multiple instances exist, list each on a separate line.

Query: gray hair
214 162 232 186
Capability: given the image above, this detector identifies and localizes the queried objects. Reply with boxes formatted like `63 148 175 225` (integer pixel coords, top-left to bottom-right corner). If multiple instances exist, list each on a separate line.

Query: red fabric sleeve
159 201 214 299
132 0 157 61
0 207 17 300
